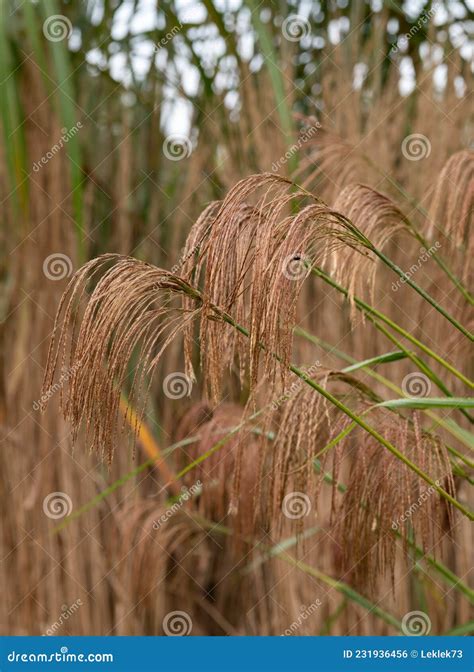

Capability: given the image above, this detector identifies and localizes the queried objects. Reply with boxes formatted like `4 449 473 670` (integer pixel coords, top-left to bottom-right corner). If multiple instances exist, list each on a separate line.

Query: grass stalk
292 176 472 338
40 0 85 262
371 247 473 341
213 309 473 520
363 155 474 305
295 327 474 458
54 431 474 604
311 266 473 389
363 313 474 424
191 514 402 632
246 0 295 166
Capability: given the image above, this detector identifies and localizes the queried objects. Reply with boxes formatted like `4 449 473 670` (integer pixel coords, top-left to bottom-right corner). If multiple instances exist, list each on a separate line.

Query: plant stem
292 175 472 336
246 0 296 167
371 248 473 341
366 315 474 424
279 552 402 631
191 514 402 631
311 266 473 389
364 156 474 305
215 310 473 521
295 327 474 459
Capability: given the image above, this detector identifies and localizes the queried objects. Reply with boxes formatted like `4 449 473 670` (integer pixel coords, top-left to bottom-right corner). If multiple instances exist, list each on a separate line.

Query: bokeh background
0 0 472 636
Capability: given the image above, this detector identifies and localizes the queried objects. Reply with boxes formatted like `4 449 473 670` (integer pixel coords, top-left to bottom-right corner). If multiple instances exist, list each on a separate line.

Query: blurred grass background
0 0 472 636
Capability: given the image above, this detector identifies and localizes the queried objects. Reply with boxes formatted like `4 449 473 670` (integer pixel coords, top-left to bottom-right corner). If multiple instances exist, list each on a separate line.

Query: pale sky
80 0 473 135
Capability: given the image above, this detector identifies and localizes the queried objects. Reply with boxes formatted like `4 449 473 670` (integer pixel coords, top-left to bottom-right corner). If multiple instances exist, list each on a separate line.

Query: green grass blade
53 458 154 533
23 1 50 90
377 398 474 410
412 554 474 604
241 526 321 574
0 7 27 212
288 362 473 520
367 317 474 424
40 0 84 261
373 248 473 341
443 420 474 452
52 420 473 604
296 327 474 455
364 155 474 305
246 0 295 165
311 266 473 389
444 621 474 636
215 309 474 521
278 552 402 632
342 350 407 373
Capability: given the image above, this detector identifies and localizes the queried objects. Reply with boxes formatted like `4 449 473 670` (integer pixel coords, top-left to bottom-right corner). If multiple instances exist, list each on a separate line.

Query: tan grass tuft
331 183 410 311
42 255 203 462
333 412 455 592
429 150 473 260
